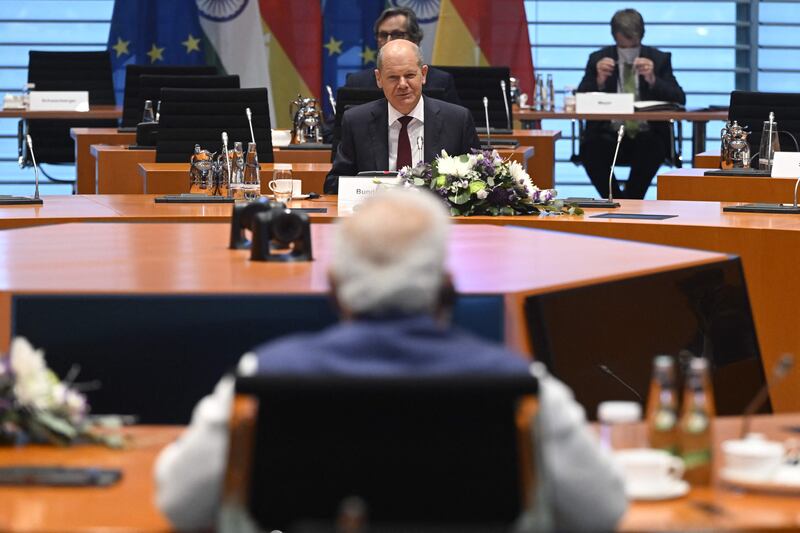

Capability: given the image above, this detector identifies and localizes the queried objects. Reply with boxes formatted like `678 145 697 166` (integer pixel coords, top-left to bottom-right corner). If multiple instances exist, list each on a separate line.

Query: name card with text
771 152 800 178
29 91 90 112
338 176 401 214
576 92 634 114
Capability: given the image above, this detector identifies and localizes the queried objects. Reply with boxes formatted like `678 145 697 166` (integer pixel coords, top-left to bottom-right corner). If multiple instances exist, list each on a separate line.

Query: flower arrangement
0 338 123 447
397 149 583 217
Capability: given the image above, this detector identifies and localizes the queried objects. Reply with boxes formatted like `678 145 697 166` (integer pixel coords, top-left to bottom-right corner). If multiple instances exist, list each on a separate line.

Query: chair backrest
436 66 512 130
121 65 219 128
24 51 116 164
138 75 240 111
232 374 537 532
729 91 800 154
28 50 115 105
524 256 768 420
331 87 446 160
156 87 273 163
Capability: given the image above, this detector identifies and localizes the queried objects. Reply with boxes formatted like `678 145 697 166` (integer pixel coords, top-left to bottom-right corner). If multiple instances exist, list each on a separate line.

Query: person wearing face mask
577 8 685 199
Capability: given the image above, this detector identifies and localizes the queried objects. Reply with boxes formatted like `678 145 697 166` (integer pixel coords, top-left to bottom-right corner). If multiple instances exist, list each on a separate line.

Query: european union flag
322 0 384 113
107 0 207 102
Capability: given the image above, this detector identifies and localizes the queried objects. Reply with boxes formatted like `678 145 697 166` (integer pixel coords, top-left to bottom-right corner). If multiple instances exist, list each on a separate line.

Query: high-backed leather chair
226 374 538 532
120 64 218 129
728 90 800 155
436 66 512 131
156 87 274 163
20 51 116 179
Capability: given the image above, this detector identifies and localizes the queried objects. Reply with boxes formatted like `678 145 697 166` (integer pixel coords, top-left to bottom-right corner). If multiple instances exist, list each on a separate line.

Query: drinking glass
270 169 294 203
758 120 781 172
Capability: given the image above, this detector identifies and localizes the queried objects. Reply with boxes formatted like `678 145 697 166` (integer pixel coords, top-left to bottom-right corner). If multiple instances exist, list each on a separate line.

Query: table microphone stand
722 175 800 214
1 134 43 205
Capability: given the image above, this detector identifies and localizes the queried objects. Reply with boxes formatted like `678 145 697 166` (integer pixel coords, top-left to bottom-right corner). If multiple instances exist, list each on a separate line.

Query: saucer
625 479 689 501
721 466 800 494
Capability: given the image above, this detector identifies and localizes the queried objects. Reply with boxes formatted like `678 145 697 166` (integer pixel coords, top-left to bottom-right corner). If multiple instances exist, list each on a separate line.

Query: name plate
576 92 634 114
338 176 401 214
771 152 800 178
29 91 89 112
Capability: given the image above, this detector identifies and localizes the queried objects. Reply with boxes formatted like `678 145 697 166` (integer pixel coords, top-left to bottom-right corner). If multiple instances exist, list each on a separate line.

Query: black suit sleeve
642 52 685 105
324 110 358 194
462 108 481 153
578 51 604 93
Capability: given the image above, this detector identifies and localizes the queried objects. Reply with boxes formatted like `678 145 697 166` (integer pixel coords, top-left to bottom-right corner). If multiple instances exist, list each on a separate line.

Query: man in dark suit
344 6 460 106
578 8 685 199
325 39 480 194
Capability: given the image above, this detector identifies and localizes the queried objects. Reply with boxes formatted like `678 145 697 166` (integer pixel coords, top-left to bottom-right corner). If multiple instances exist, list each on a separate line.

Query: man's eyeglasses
376 31 409 42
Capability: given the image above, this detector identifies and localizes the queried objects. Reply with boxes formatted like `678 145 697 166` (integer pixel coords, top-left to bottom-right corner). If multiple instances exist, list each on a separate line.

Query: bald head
331 189 450 317
375 40 428 115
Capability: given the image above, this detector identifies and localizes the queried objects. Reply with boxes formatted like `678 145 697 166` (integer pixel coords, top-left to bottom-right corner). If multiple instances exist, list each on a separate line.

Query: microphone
608 124 625 203
766 111 775 165
221 131 231 194
598 364 643 402
245 107 256 145
740 354 794 438
482 96 491 148
416 136 424 165
500 80 511 130
26 134 40 201
326 85 336 115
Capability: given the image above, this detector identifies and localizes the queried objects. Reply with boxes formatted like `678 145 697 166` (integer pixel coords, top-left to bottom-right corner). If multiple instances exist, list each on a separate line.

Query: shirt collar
388 95 425 126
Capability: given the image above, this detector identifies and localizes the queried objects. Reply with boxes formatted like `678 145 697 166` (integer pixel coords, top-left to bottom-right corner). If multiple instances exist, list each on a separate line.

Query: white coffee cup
722 434 785 481
614 448 684 491
271 129 292 147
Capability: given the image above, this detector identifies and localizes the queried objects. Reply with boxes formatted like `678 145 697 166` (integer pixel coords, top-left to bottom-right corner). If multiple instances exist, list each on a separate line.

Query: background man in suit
345 6 460 105
325 39 480 193
155 189 626 532
578 8 685 199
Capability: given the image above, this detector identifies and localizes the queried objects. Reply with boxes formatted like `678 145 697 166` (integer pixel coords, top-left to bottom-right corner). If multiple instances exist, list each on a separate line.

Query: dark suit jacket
324 96 481 193
577 45 685 143
346 66 461 106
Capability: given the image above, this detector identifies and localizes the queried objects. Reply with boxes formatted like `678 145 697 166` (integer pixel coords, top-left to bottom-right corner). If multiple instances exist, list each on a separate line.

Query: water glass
270 170 293 203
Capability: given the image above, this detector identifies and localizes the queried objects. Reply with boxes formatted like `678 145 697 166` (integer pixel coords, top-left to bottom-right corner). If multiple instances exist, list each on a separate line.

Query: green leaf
452 192 471 205
34 411 78 440
459 154 470 163
413 178 425 187
468 180 486 194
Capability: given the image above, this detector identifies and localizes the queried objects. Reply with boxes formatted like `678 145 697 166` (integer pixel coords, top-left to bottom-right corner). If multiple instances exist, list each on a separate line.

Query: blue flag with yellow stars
322 0 384 114
107 0 207 103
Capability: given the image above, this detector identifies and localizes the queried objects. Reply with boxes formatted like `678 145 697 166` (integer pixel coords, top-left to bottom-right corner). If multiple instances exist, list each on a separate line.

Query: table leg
692 120 708 165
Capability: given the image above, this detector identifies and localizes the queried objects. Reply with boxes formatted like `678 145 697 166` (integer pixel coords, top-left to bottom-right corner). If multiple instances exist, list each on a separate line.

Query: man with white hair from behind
154 189 627 531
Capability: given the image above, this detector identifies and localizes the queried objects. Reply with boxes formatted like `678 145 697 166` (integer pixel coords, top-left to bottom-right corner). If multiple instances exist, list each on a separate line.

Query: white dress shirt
388 96 425 171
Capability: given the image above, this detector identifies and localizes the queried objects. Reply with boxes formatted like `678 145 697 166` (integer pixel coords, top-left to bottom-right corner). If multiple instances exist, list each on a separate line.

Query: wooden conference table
515 106 728 162
73 127 558 196
92 145 534 195
0 195 799 411
0 414 797 532
657 168 800 204
0 105 122 120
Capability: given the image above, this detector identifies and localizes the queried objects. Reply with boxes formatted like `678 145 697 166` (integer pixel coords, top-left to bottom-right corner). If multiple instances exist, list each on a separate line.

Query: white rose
436 154 473 178
10 337 46 379
507 161 535 198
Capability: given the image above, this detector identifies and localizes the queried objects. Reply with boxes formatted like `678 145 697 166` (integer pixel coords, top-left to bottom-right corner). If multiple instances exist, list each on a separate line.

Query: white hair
331 188 450 316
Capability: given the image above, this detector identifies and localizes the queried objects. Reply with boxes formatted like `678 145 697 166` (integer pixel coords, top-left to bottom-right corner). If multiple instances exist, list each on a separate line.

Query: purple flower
487 186 512 206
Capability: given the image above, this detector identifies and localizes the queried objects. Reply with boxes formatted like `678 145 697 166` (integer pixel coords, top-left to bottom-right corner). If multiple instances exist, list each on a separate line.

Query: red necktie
396 115 413 170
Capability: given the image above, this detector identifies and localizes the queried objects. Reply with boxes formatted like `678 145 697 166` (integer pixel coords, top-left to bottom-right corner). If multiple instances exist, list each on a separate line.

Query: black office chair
138 75 240 106
19 51 117 185
156 87 274 163
120 64 218 130
728 91 800 156
227 374 538 532
331 87 446 161
436 66 512 132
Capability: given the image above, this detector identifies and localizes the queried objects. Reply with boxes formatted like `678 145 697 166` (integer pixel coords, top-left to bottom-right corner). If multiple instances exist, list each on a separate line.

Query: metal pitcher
290 95 322 144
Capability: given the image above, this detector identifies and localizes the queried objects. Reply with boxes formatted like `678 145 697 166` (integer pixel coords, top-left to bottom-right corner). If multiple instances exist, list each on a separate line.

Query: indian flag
196 0 274 124
431 0 535 95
